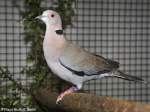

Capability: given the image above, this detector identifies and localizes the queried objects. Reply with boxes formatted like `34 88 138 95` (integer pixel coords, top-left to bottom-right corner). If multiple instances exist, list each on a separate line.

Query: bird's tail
113 70 148 84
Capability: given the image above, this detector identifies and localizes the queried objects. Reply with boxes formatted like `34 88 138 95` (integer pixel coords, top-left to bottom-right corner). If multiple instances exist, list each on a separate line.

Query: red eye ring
51 14 55 18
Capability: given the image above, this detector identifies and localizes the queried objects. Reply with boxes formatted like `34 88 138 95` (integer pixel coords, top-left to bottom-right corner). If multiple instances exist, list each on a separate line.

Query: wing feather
59 42 119 76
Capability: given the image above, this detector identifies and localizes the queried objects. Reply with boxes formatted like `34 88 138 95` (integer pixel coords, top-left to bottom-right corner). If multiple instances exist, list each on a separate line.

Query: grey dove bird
36 10 147 103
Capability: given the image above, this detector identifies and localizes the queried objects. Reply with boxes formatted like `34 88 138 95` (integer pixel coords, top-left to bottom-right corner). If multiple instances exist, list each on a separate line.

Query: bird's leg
56 86 79 104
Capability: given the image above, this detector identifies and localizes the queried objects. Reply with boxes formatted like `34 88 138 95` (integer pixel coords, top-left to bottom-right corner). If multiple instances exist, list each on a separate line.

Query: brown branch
1 68 150 112
33 87 150 112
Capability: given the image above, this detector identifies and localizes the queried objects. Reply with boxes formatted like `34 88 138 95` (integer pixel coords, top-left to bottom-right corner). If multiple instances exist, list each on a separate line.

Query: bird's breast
48 61 83 86
43 44 58 61
43 42 62 62
43 35 66 61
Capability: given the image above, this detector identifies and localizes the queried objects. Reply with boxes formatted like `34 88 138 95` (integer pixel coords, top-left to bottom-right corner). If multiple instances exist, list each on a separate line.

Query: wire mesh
67 0 150 102
0 0 30 102
0 0 150 104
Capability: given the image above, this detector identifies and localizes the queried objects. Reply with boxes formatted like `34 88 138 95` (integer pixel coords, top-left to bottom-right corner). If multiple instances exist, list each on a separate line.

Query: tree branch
33 87 150 112
1 67 150 112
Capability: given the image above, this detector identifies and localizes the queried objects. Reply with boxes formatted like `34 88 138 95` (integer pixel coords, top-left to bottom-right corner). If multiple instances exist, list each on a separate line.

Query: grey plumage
59 42 118 76
59 41 147 84
37 10 148 103
113 70 148 84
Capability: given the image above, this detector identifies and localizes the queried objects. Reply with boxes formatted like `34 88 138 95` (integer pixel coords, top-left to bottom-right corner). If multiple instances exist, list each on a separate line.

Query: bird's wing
59 42 119 76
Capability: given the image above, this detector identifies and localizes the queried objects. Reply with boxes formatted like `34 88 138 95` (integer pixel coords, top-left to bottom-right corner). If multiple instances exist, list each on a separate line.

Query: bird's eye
51 14 55 18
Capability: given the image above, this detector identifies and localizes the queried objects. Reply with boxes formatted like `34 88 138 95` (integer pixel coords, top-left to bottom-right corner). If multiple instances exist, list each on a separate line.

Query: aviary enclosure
0 0 150 112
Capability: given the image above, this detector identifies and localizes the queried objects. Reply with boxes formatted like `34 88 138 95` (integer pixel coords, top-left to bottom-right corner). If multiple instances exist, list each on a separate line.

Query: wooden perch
1 70 150 112
33 87 150 112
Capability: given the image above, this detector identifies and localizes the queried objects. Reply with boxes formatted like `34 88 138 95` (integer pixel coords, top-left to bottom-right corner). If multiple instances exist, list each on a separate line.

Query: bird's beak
35 15 42 20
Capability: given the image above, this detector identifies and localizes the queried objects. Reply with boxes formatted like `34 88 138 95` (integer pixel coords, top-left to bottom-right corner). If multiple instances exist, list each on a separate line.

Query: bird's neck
46 23 62 32
43 24 66 61
44 24 65 44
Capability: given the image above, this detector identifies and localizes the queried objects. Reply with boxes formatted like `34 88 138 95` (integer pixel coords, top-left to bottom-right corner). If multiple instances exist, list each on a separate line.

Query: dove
36 10 147 104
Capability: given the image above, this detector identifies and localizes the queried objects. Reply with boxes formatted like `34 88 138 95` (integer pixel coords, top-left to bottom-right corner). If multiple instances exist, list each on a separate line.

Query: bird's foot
56 86 79 104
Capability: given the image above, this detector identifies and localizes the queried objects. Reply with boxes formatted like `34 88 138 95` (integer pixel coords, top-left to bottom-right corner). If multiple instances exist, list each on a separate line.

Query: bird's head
36 10 62 27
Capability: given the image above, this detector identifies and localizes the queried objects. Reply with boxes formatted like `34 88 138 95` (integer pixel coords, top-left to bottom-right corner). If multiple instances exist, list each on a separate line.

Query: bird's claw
56 94 64 104
56 86 79 104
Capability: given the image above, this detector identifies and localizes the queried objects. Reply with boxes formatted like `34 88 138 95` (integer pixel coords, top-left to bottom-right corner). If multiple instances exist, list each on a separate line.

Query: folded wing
59 42 119 76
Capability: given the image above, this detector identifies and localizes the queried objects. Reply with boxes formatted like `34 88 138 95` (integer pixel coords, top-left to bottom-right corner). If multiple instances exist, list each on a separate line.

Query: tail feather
113 70 148 84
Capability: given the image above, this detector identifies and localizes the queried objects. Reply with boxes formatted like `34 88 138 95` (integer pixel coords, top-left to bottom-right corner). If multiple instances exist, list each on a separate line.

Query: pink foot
56 86 79 104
